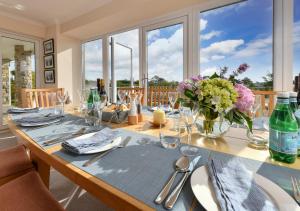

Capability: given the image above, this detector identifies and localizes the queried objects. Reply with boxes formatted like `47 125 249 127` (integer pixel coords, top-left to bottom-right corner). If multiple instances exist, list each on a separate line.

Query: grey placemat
11 109 102 149
53 129 300 211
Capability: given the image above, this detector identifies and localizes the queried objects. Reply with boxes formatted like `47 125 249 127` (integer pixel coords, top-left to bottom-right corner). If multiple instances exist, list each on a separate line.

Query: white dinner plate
68 132 122 154
190 166 300 211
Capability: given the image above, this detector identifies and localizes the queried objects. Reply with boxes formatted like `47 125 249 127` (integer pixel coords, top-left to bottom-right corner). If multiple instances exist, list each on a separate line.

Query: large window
109 29 139 87
145 21 185 87
83 39 102 90
199 0 273 90
294 0 300 91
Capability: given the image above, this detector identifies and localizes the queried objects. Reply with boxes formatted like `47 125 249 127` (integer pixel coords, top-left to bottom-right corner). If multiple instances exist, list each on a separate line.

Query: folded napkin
8 107 39 114
16 114 63 124
207 159 277 211
62 128 120 154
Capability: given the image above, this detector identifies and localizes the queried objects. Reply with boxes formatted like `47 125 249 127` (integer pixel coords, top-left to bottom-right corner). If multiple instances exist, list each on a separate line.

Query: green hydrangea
198 78 238 113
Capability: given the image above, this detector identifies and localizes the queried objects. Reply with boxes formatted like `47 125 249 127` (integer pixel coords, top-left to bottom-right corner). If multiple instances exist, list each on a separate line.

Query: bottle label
290 97 297 103
269 128 298 155
277 98 289 104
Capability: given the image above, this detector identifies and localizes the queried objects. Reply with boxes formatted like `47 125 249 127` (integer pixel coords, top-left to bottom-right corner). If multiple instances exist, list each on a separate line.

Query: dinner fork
291 176 300 203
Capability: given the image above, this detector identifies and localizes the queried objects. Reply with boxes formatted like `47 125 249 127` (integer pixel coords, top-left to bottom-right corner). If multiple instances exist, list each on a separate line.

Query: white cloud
201 30 222 40
200 39 244 63
200 18 208 31
147 27 184 81
148 30 160 41
233 36 272 58
201 66 219 76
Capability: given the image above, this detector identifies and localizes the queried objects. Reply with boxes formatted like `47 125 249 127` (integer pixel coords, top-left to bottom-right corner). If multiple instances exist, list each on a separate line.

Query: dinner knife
43 127 86 146
164 156 201 209
83 136 131 167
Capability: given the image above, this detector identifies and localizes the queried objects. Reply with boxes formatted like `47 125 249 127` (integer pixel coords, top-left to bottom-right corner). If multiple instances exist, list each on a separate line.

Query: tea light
153 109 165 125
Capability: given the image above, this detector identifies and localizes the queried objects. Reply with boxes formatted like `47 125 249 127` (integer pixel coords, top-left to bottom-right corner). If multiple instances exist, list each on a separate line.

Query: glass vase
195 118 230 138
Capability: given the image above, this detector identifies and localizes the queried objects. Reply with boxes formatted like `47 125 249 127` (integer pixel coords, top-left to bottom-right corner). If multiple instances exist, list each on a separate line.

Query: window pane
294 0 300 91
147 23 183 86
199 0 273 90
83 39 102 90
109 29 139 87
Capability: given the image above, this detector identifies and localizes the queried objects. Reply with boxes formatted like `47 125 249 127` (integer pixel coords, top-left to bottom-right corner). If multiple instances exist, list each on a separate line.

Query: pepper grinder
137 92 144 122
128 92 138 125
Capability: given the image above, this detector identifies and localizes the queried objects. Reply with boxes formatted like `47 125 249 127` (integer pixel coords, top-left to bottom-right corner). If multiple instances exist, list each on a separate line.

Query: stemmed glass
57 92 69 115
93 95 107 127
118 90 127 105
168 92 178 113
179 105 200 156
249 95 262 118
247 95 268 148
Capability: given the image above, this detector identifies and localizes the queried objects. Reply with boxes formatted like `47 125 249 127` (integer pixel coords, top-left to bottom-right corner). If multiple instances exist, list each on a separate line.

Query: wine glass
93 95 107 127
168 92 178 113
179 105 200 156
117 90 127 105
249 95 262 118
57 92 68 115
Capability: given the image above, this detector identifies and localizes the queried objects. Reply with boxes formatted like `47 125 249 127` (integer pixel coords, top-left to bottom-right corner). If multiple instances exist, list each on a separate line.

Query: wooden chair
20 88 64 108
252 90 277 116
117 87 145 104
148 86 177 107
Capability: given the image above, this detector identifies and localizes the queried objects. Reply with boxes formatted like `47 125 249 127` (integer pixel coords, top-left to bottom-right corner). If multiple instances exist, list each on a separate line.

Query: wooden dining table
8 111 300 211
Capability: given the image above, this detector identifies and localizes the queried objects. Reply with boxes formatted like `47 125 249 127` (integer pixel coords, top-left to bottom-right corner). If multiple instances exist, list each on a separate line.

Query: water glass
160 120 180 149
179 105 200 156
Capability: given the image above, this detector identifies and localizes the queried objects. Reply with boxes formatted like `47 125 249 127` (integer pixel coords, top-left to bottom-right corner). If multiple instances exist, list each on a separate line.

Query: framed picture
44 69 55 84
44 54 55 69
43 39 54 54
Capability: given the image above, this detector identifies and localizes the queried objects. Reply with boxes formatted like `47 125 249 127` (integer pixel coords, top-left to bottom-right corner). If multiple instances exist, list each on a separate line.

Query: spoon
155 156 190 204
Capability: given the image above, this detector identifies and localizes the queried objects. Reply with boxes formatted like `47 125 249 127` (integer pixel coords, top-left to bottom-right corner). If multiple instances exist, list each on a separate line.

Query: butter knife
43 127 86 146
83 136 131 167
164 156 201 209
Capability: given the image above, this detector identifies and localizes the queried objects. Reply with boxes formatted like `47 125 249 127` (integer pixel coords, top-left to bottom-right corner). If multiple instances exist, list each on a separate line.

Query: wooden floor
0 129 113 211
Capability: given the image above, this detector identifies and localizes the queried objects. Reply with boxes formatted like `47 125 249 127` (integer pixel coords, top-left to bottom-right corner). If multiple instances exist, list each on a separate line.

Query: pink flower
234 84 254 112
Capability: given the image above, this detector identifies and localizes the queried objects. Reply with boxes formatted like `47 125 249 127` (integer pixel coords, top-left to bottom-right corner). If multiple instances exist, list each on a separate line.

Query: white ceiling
0 0 112 25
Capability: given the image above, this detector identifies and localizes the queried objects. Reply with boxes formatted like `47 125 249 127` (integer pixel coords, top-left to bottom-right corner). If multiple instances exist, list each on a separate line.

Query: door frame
0 31 41 128
141 16 188 105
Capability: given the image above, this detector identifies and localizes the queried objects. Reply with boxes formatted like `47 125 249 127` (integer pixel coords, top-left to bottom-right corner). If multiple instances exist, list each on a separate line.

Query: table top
8 111 300 211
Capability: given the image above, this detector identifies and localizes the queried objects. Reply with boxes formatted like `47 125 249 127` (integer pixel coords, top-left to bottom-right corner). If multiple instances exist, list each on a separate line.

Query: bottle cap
277 92 289 98
290 92 297 97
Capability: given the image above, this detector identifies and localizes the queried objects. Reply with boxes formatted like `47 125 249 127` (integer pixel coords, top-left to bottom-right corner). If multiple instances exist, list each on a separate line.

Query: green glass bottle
87 88 100 110
290 92 298 113
290 92 300 156
269 92 298 163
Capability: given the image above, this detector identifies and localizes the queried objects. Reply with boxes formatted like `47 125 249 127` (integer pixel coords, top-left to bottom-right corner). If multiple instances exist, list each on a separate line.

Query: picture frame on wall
44 54 55 69
43 39 54 54
44 69 55 84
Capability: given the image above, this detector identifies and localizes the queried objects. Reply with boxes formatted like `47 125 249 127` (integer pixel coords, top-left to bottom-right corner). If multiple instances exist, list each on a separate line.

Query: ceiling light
14 4 25 11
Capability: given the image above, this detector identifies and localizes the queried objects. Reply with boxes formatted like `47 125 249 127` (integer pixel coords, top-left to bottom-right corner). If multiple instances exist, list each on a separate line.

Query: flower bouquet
178 64 254 138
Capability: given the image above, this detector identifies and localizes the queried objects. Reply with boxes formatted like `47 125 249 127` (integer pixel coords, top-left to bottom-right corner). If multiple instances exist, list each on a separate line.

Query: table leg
30 153 50 188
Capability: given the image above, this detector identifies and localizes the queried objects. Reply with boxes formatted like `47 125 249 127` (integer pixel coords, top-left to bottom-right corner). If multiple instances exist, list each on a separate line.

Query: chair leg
63 185 82 209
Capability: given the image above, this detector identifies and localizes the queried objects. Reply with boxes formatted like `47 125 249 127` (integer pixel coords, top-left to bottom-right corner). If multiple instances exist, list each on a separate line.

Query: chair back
20 88 64 108
117 87 145 104
252 90 276 116
148 86 177 107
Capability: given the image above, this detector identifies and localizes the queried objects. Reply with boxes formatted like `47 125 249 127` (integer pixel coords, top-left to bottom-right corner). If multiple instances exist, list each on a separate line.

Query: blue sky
85 0 300 84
